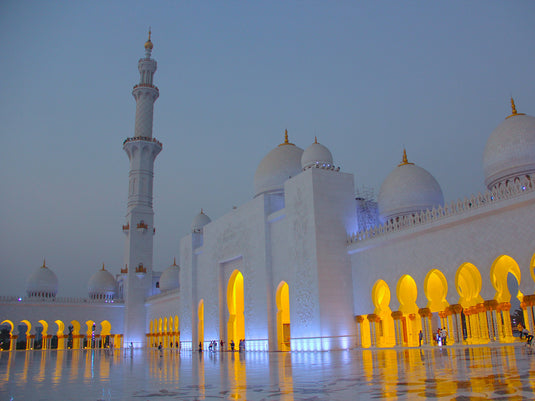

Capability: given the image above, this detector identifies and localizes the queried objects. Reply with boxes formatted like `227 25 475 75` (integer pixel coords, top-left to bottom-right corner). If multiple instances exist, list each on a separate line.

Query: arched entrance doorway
198 300 204 349
424 269 450 344
490 255 522 342
371 280 395 347
227 270 244 351
455 263 484 344
396 275 421 347
276 281 291 351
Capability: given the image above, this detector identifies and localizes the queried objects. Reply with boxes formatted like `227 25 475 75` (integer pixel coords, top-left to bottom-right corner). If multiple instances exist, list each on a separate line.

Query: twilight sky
0 1 534 297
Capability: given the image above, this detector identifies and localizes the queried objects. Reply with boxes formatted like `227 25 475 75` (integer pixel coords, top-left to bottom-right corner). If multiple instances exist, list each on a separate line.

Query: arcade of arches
357 254 535 348
0 319 122 351
147 315 180 349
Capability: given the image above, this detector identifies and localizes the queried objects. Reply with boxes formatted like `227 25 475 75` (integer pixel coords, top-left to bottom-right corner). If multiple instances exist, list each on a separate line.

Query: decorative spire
172 257 178 266
278 129 295 147
101 263 105 271
200 208 204 214
398 148 414 167
314 136 318 144
41 259 47 268
144 27 153 57
506 97 525 119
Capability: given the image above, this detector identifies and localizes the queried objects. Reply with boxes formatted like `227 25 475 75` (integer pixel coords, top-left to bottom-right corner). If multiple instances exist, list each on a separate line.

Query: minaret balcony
123 136 163 148
135 264 147 278
133 83 159 92
137 221 148 232
122 223 130 233
121 266 128 274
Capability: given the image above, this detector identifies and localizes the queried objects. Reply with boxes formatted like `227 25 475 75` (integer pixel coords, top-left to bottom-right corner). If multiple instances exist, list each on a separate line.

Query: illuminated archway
70 320 81 349
396 275 421 346
455 263 484 344
85 320 96 349
100 321 111 348
174 315 179 347
371 280 395 347
0 320 14 351
18 320 31 350
227 270 244 350
490 255 522 342
490 255 522 303
198 299 204 348
163 317 168 348
455 263 483 308
424 269 449 312
276 281 291 351
36 320 49 350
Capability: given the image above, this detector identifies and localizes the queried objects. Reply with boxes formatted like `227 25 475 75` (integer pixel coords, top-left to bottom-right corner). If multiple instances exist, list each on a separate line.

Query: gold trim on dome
398 148 414 166
506 97 525 119
278 129 295 146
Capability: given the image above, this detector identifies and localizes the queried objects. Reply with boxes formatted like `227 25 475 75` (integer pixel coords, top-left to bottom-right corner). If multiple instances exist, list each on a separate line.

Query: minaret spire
122 33 163 347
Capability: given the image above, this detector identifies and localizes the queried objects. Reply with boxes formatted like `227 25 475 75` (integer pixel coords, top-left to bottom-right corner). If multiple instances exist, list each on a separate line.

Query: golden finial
200 208 204 214
506 97 525 119
101 263 105 271
314 136 318 144
398 148 414 167
278 129 295 146
172 257 177 266
144 27 154 50
41 259 46 268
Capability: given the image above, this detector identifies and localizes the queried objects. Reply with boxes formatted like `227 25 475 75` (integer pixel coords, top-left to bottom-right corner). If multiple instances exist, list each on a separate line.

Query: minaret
122 30 162 347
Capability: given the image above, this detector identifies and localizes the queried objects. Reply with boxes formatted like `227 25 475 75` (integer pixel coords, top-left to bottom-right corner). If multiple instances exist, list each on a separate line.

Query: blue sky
1 1 534 297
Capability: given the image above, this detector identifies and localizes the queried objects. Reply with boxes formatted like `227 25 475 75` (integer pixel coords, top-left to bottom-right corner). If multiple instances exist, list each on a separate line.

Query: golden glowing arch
227 270 244 349
1 320 14 334
198 299 204 346
424 269 449 312
276 281 291 351
531 253 535 284
372 280 395 347
455 263 483 308
490 255 523 303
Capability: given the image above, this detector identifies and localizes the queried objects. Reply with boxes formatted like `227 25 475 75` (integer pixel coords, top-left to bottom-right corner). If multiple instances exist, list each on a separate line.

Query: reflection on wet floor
1 344 535 400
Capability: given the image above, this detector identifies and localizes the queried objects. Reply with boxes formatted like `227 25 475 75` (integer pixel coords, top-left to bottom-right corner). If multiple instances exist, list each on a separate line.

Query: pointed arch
396 275 421 346
371 280 395 347
490 255 522 304
276 281 291 351
198 299 204 347
227 270 244 350
455 263 483 308
424 269 449 312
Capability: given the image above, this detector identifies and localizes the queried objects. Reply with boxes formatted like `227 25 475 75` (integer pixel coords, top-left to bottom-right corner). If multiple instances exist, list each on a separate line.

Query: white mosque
1 34 534 352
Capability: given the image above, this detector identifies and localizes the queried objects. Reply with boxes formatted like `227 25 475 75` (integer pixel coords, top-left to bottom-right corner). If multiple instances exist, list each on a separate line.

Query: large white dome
253 131 304 197
88 265 116 300
378 150 444 223
26 260 58 298
301 137 333 169
192 209 211 233
159 259 180 292
483 101 535 190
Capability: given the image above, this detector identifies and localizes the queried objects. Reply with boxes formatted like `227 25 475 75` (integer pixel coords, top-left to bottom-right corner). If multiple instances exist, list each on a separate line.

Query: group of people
418 328 448 347
198 339 246 352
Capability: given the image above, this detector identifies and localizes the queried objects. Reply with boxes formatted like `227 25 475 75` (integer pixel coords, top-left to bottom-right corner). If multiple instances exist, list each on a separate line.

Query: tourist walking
418 330 423 347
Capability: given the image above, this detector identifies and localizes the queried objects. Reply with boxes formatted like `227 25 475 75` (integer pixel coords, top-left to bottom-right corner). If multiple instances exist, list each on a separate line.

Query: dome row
26 258 181 299
250 100 535 223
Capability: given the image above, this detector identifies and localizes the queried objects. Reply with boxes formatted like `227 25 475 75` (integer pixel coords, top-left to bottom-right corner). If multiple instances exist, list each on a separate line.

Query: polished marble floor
1 344 534 400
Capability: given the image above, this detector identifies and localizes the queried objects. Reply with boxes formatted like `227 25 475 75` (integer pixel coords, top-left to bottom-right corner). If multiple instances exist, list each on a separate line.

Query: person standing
418 330 423 347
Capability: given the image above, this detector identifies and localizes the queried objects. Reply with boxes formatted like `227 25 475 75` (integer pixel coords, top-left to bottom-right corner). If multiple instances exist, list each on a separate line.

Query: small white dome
192 209 211 233
378 150 444 223
483 101 535 190
301 137 334 169
88 265 116 300
159 259 180 292
254 131 304 197
26 260 58 298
